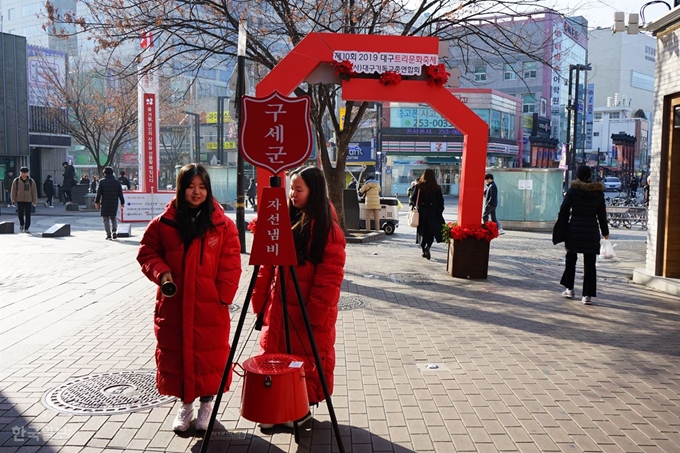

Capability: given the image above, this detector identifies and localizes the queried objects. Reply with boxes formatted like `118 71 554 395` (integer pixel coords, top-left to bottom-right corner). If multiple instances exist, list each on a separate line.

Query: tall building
586 28 655 178
446 11 588 168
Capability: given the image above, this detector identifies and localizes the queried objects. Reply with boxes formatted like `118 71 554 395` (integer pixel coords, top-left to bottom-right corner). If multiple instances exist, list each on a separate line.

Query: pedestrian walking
251 166 346 429
629 176 639 199
410 169 445 260
4 170 14 207
90 175 98 194
483 173 504 234
358 175 381 231
61 161 76 203
43 175 55 208
557 165 610 305
118 170 131 190
136 163 242 433
10 167 38 233
94 167 125 240
246 178 256 209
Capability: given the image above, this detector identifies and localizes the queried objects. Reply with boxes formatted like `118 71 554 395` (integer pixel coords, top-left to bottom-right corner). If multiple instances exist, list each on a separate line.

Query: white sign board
121 192 175 222
518 179 534 190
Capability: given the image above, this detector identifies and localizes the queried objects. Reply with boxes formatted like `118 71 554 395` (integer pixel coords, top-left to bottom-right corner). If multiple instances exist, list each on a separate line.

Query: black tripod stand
200 181 345 453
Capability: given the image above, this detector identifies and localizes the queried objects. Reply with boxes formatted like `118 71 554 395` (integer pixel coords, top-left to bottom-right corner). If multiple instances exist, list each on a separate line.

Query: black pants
46 195 53 206
483 205 502 229
17 202 32 230
560 251 597 297
63 189 72 202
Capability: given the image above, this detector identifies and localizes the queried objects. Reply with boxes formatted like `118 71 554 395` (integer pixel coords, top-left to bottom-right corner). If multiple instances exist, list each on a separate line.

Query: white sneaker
195 401 212 431
498 228 505 235
172 403 194 432
562 289 574 299
284 412 313 429
582 296 592 305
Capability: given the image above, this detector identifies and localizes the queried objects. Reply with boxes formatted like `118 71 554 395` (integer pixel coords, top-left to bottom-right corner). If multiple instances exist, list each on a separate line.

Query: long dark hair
174 163 215 243
417 169 440 195
288 166 333 265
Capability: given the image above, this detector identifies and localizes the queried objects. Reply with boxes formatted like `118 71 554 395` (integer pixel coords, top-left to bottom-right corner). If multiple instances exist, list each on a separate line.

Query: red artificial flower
334 60 356 81
379 71 402 86
442 221 498 243
247 217 257 233
425 63 450 87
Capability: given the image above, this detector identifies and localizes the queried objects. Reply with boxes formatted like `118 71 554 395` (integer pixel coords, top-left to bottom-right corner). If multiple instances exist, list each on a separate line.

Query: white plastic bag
599 239 616 259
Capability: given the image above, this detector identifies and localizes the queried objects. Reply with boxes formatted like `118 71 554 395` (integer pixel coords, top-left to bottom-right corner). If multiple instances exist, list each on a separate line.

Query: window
7 8 15 20
22 3 42 17
523 61 537 79
631 70 654 91
474 64 487 82
610 112 620 119
595 112 602 120
522 93 536 114
540 98 547 116
593 132 600 137
490 110 502 137
503 63 517 80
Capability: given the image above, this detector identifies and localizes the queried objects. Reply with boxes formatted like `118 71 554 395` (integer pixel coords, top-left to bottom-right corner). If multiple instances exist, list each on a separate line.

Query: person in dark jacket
557 165 610 305
246 178 256 209
43 175 55 207
61 161 76 203
118 170 131 190
95 167 125 240
90 175 99 194
410 169 445 260
483 173 504 234
137 163 242 433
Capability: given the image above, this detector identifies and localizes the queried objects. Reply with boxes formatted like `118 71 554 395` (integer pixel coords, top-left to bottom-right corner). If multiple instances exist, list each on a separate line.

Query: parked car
602 176 622 192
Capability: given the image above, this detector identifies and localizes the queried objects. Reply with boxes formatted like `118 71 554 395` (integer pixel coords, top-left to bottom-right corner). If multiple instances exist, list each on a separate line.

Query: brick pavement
0 205 679 452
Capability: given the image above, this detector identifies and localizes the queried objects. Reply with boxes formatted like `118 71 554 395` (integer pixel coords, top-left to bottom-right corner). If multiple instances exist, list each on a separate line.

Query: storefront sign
346 141 373 163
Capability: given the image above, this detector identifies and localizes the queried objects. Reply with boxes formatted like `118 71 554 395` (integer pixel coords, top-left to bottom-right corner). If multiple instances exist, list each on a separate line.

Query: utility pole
235 20 247 253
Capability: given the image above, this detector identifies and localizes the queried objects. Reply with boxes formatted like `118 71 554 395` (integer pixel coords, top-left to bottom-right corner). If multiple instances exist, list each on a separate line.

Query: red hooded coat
251 216 346 404
137 200 242 403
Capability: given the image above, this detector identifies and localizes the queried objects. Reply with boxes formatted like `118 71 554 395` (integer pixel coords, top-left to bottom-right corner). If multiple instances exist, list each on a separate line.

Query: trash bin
84 193 97 210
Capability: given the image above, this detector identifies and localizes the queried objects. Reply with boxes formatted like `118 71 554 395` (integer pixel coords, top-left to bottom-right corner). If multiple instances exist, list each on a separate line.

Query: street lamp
183 111 201 164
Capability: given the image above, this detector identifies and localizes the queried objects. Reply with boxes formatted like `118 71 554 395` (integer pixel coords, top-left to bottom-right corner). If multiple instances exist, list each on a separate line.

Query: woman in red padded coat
137 164 241 433
252 166 346 429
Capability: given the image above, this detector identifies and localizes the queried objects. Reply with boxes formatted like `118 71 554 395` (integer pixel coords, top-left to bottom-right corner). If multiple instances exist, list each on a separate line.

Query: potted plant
442 221 498 279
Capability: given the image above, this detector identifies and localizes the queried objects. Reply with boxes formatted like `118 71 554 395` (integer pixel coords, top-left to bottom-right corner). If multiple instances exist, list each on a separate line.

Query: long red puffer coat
251 217 346 404
137 200 242 403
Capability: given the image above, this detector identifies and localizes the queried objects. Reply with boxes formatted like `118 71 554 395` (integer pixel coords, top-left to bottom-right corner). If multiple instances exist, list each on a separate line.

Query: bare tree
45 0 564 229
31 57 138 175
159 125 189 183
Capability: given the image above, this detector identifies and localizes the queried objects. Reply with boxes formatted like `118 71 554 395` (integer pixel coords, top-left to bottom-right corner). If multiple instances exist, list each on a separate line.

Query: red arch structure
256 32 488 228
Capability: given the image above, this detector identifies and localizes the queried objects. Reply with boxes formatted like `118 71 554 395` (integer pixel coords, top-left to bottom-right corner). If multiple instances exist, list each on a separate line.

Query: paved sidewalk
0 207 679 452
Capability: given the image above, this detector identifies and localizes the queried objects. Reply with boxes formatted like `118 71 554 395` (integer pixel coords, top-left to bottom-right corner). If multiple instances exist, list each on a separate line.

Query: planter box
446 238 490 279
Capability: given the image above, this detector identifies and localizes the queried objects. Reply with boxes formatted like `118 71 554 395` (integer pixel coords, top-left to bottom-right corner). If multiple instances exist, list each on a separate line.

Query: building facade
446 11 588 168
380 88 521 197
633 8 680 294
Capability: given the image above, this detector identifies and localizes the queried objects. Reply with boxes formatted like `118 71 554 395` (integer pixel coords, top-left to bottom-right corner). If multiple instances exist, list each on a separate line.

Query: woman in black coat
557 166 609 305
410 169 445 260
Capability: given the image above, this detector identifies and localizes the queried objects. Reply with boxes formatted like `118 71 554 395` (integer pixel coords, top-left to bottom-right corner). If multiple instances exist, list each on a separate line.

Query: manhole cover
42 371 175 415
229 304 241 313
390 273 432 284
338 296 368 311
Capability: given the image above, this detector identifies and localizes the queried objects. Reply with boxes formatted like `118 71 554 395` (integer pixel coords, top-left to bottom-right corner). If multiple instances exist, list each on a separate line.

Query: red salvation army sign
240 91 312 175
